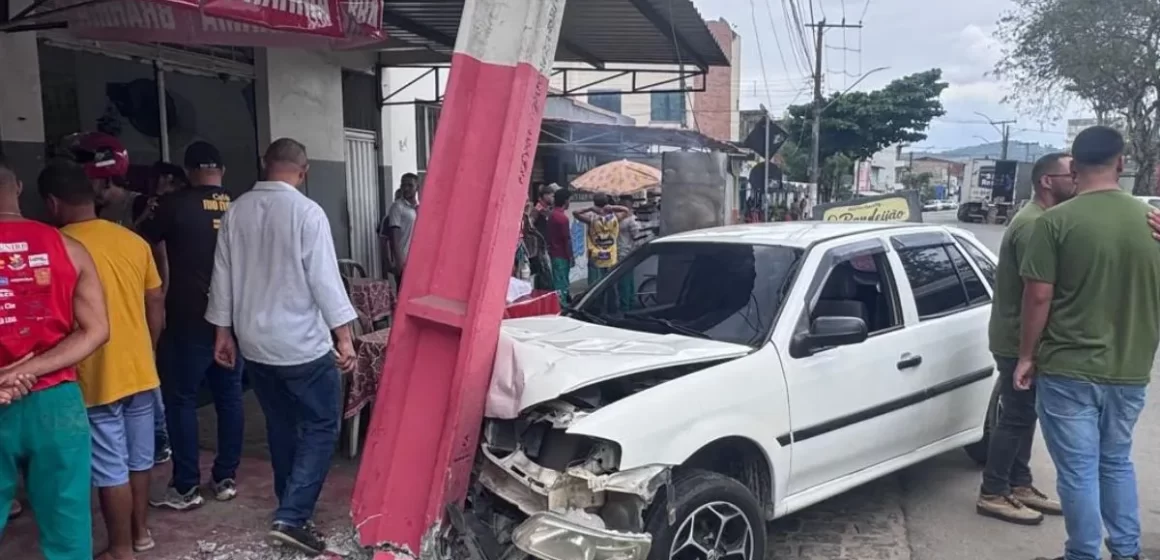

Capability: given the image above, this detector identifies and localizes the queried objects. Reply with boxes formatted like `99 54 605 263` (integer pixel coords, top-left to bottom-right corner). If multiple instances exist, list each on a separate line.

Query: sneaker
1013 485 1063 515
150 486 205 511
1108 537 1146 560
154 442 172 465
268 521 326 556
976 493 1044 525
213 479 237 502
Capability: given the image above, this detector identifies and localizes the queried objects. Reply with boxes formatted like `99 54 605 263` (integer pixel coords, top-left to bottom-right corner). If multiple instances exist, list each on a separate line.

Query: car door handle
897 355 923 370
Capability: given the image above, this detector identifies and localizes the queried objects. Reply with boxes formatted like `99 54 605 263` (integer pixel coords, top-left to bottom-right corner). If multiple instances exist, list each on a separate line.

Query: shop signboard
59 0 384 48
810 190 923 223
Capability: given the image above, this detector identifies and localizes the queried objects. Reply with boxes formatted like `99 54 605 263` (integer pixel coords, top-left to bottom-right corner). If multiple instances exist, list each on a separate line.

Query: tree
900 170 937 200
994 0 1160 194
783 70 948 164
781 70 948 202
776 141 810 183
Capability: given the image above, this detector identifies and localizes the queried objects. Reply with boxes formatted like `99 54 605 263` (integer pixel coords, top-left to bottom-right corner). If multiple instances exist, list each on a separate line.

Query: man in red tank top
0 158 110 560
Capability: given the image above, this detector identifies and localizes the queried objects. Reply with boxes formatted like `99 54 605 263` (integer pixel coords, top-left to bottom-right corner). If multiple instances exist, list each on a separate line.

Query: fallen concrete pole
351 0 567 557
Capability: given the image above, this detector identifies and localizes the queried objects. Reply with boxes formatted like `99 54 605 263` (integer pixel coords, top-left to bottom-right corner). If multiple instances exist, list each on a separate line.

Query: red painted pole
351 0 566 556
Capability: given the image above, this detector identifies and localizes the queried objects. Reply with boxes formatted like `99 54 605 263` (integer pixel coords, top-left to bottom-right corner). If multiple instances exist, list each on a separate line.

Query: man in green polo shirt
1017 126 1160 560
977 153 1074 525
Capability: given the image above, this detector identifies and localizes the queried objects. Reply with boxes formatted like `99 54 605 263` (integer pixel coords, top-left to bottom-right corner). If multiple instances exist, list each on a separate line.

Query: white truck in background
957 159 1033 224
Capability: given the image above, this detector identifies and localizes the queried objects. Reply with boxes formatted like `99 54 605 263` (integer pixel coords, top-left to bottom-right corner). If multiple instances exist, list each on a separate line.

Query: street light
973 111 1016 159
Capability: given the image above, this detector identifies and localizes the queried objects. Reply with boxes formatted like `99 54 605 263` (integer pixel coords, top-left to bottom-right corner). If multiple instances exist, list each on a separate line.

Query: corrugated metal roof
378 0 729 68
541 118 744 153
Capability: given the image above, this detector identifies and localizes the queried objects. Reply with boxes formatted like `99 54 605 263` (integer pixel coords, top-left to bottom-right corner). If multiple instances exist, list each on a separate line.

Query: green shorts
0 382 93 560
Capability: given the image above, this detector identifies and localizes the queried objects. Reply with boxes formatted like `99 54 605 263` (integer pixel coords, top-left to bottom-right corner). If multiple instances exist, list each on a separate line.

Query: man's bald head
262 138 309 187
265 138 307 168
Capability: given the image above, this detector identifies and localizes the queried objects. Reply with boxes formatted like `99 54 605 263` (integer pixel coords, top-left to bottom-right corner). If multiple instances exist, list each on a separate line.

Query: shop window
415 103 441 185
650 92 685 123
587 90 622 114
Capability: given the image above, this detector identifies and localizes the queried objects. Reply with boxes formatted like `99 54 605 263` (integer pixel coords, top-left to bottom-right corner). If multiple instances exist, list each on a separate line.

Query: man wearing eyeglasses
977 152 1074 525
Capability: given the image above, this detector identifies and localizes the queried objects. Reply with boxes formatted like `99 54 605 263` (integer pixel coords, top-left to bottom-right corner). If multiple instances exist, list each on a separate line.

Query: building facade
854 145 905 193
545 18 740 141
691 19 741 142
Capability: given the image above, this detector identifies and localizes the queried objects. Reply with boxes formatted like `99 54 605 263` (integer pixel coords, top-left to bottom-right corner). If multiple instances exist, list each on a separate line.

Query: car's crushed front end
477 401 673 560
461 316 752 559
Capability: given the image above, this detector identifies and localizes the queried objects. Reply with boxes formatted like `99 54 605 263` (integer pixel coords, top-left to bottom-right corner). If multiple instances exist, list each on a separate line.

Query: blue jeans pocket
1036 376 1098 419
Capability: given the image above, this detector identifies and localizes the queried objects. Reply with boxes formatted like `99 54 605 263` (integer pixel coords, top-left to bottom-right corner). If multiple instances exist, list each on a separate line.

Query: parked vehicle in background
923 200 942 212
958 159 1032 224
477 222 1000 560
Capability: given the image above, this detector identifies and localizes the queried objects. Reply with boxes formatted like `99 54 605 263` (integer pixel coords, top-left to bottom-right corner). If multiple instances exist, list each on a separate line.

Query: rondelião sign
810 190 924 223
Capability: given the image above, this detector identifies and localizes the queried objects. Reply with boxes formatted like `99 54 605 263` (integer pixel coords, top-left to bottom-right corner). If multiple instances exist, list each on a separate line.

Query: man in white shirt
385 173 418 288
205 138 357 557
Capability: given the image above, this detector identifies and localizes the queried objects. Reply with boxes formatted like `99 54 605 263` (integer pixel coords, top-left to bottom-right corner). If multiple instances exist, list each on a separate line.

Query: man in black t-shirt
139 141 245 511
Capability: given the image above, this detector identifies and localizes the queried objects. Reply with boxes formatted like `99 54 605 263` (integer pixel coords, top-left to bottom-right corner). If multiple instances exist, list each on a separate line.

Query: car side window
946 245 990 304
896 245 970 319
811 251 902 335
953 235 996 289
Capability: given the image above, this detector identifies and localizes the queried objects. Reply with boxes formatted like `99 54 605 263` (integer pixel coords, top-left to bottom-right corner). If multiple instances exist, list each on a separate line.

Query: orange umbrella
571 159 661 195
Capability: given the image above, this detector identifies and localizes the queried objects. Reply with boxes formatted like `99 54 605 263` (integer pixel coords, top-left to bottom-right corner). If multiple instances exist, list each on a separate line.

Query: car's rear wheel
645 470 765 560
963 380 1002 466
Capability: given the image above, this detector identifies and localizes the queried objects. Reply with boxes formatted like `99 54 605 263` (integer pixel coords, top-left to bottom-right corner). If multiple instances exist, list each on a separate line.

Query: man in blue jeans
1016 126 1160 560
206 139 357 557
140 142 243 510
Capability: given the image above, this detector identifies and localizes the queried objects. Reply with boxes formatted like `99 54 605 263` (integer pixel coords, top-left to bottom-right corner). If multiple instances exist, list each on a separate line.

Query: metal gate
345 128 382 278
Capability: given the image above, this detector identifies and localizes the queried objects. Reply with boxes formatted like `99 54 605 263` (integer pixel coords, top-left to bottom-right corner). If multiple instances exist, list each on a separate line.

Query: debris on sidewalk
176 525 373 560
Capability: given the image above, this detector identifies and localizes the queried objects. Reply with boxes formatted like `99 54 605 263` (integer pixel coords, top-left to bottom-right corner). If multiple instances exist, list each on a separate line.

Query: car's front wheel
645 470 765 560
963 381 1002 465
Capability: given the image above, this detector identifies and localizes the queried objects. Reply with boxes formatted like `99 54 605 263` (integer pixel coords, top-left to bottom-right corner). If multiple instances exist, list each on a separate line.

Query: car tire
963 380 1002 466
644 469 766 560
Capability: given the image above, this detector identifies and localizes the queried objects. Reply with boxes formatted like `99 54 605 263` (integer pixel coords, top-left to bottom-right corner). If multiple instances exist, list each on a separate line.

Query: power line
759 0 800 83
747 0 777 111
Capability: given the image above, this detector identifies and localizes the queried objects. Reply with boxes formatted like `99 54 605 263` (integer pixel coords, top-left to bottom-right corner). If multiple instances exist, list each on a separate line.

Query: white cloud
692 0 1077 148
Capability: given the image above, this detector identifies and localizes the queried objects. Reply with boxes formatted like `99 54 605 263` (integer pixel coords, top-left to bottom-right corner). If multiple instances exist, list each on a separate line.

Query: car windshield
573 241 803 347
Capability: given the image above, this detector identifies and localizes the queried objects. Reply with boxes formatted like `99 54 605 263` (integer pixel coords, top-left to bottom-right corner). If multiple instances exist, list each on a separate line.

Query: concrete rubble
174 525 374 560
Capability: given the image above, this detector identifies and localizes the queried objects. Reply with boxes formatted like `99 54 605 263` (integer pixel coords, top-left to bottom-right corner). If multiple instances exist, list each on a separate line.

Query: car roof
656 222 943 248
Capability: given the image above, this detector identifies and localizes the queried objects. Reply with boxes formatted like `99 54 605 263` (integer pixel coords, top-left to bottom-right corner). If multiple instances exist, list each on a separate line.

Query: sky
690 0 1085 151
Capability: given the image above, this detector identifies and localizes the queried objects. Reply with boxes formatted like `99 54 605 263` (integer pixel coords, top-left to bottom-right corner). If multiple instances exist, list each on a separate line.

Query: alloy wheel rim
668 501 755 560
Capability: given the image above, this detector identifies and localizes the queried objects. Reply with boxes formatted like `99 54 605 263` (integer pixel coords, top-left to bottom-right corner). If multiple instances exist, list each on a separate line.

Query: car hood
486 316 752 417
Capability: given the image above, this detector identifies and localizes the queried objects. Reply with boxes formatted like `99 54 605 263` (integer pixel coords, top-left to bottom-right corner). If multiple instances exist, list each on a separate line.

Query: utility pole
806 19 862 191
975 111 1016 160
761 104 771 222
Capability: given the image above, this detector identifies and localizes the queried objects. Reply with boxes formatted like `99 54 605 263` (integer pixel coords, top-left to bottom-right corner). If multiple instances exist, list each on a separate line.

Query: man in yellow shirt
39 163 165 560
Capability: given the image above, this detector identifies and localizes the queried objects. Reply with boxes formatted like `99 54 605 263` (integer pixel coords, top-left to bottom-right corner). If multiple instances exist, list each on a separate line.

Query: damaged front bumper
511 511 652 560
477 445 669 560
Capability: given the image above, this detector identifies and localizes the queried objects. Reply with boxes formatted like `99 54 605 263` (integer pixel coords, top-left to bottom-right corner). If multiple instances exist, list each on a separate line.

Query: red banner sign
61 0 383 49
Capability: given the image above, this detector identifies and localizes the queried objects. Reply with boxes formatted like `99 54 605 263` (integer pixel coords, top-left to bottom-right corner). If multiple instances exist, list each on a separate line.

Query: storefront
1 0 390 267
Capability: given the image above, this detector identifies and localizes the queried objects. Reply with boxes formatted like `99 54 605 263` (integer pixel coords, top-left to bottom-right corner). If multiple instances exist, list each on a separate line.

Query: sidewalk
0 392 370 560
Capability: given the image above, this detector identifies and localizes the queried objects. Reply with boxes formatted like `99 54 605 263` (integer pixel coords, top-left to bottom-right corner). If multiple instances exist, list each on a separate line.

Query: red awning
6 0 386 48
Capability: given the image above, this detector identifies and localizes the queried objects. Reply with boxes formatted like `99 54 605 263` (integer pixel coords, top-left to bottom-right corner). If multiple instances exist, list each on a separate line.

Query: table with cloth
348 277 396 332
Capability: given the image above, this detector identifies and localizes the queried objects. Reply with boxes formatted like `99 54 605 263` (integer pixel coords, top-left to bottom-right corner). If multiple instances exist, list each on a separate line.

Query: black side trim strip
775 366 995 446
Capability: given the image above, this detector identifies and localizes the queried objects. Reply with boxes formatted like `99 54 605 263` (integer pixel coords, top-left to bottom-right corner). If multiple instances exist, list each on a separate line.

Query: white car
1135 195 1160 209
476 222 1000 560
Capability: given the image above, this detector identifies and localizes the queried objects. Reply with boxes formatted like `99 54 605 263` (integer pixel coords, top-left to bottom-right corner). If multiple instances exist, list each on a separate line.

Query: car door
889 231 996 447
777 236 929 496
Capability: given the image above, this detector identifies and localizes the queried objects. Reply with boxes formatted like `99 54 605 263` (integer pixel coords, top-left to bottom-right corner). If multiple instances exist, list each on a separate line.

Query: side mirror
790 316 868 357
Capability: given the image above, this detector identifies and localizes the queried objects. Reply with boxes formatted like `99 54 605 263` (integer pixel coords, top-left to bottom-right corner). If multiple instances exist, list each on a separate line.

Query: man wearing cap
139 141 244 511
69 132 149 231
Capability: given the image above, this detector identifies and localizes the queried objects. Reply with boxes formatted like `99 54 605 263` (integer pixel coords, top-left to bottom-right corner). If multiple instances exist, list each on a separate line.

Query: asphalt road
770 211 1160 560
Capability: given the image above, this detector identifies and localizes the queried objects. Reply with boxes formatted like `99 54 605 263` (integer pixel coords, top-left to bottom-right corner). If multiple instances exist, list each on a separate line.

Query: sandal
7 500 21 519
134 531 156 553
